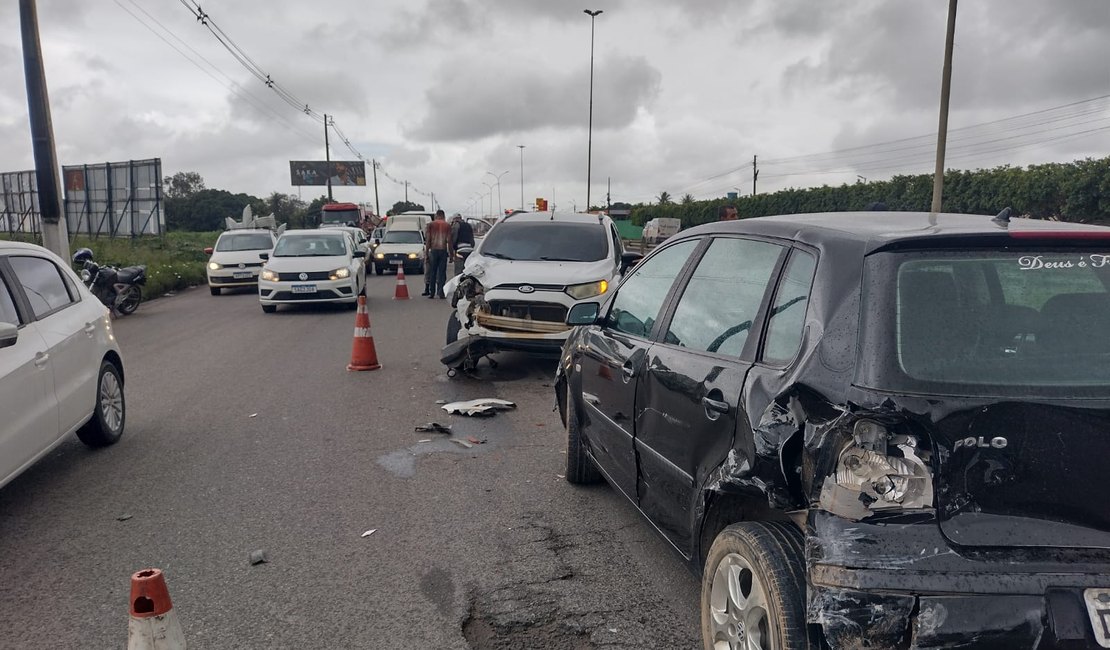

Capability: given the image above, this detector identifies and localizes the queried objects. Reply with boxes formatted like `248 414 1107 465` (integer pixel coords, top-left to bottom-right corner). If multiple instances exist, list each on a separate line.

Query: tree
656 191 672 205
389 201 425 215
681 193 695 204
164 188 265 231
163 171 206 199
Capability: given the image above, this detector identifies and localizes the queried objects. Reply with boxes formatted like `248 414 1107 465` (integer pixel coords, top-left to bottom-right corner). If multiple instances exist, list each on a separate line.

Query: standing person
425 210 451 299
449 213 475 276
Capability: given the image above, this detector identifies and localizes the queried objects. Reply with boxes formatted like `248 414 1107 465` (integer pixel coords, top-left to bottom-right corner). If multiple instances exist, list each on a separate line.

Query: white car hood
265 255 350 273
211 249 270 265
454 256 615 292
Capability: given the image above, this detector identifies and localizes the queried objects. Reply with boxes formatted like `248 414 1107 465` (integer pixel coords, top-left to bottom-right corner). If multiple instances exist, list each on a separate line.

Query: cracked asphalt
0 274 699 648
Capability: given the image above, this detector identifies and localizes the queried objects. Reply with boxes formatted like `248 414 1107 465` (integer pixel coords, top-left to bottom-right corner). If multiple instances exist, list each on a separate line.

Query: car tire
76 360 125 448
375 265 384 276
446 311 462 344
261 304 277 313
564 385 602 485
700 522 809 650
210 286 220 296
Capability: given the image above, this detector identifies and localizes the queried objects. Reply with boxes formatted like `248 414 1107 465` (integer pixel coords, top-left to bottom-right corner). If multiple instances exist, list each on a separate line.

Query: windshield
216 232 273 252
479 221 609 262
861 249 1110 396
321 209 360 225
273 234 348 257
383 231 423 244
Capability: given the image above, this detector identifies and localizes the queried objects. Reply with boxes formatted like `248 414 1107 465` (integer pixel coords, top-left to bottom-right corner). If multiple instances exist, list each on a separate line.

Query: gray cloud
407 53 661 141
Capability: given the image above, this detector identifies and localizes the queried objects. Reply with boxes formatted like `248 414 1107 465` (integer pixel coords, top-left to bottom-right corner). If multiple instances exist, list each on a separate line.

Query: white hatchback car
1 241 125 490
443 211 641 361
205 229 277 295
258 230 367 313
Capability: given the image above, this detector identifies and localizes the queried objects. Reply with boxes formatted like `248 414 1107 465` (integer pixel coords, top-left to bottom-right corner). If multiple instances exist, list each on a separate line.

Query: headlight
565 279 609 300
260 269 279 282
818 419 933 520
375 253 385 260
407 253 418 259
208 262 221 271
330 267 351 280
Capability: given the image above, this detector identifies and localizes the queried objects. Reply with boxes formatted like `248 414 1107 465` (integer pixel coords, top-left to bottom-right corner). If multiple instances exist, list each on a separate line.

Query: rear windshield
480 222 609 262
321 209 360 225
216 232 273 251
383 231 423 244
273 235 348 257
861 250 1110 396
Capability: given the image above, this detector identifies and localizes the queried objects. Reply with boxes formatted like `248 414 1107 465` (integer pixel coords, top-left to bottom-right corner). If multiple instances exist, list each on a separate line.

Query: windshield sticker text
1018 254 1110 270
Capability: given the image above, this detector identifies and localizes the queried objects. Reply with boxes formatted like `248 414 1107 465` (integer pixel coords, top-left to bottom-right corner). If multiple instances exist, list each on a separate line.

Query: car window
273 235 347 257
0 275 21 325
9 256 76 319
216 232 274 251
481 222 608 262
663 238 784 357
610 226 623 263
606 239 699 338
762 250 817 365
383 231 423 244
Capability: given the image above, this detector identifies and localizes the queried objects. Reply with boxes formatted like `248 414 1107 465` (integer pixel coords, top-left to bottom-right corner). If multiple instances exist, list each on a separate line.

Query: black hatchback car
554 212 1110 650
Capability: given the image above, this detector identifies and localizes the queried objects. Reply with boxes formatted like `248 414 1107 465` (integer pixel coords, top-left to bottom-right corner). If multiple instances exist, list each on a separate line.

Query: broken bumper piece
807 511 1110 649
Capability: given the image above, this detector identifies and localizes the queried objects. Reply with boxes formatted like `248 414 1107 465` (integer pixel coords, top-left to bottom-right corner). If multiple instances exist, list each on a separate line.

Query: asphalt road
0 272 700 649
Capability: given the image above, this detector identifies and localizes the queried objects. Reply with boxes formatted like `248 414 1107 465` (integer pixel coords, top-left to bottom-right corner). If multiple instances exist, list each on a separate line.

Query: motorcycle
71 248 147 316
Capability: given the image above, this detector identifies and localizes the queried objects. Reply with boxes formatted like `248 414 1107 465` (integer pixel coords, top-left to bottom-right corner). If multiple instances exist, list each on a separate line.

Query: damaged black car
554 211 1110 650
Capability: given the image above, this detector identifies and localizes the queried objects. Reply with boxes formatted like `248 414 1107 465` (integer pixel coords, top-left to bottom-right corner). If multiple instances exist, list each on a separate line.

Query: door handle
34 353 50 368
84 322 97 336
702 396 730 418
620 363 636 382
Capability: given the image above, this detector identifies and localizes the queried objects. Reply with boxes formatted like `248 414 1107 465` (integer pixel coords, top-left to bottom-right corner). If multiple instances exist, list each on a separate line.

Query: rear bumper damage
807 511 1110 649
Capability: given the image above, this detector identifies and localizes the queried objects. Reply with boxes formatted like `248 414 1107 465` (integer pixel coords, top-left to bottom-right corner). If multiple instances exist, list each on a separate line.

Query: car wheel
76 360 125 447
700 522 808 650
564 385 602 484
262 304 277 313
446 311 462 344
210 286 220 296
116 285 142 315
375 265 384 276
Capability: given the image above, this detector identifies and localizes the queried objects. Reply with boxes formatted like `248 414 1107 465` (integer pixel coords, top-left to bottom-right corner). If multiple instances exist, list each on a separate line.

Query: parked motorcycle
71 248 147 316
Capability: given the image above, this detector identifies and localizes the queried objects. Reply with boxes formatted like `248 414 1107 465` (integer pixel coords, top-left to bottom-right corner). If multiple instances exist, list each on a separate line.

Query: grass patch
1 231 219 299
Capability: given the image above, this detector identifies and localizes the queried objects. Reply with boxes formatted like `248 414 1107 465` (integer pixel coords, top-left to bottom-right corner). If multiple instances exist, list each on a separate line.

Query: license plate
233 271 252 279
1085 588 1110 648
390 259 402 266
291 284 317 294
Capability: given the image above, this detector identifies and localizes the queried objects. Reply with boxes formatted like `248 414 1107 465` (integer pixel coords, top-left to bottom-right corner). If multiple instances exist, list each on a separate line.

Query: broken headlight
819 419 933 520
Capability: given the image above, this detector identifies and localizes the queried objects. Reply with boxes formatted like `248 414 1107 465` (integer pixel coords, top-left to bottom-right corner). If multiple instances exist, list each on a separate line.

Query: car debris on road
414 422 452 434
441 398 516 416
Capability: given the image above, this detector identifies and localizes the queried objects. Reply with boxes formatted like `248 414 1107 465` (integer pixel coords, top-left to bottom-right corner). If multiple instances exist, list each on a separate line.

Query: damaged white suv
442 211 640 373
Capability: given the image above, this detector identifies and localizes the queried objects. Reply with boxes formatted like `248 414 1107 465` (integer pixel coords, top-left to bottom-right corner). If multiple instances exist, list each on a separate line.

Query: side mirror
259 253 270 261
203 247 214 255
0 322 18 350
566 302 601 326
620 251 644 274
455 245 474 261
353 250 366 259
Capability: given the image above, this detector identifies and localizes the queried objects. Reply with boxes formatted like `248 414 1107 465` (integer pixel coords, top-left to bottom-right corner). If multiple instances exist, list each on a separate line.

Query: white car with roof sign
205 229 277 295
258 230 367 313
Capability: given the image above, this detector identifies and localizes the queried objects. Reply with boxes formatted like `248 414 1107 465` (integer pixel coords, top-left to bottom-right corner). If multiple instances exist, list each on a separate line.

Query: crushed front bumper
807 511 1110 649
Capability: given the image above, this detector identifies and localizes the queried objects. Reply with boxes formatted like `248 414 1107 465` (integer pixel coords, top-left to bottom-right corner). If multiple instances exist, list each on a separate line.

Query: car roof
219 229 274 236
0 240 53 254
280 229 346 238
680 212 1110 253
501 211 611 225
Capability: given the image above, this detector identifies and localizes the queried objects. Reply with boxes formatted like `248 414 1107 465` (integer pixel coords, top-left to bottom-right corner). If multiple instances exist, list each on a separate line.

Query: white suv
443 211 640 368
1 241 125 489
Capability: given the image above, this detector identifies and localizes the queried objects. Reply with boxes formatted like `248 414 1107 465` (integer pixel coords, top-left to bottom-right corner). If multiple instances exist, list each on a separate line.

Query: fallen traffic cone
347 295 382 371
127 568 187 650
393 265 410 300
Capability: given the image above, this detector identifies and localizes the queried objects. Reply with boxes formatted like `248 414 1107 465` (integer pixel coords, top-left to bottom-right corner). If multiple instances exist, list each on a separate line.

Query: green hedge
630 157 1110 228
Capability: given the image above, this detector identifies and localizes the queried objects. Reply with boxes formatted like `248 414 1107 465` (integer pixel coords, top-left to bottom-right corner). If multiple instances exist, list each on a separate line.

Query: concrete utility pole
371 159 380 217
20 0 68 259
932 0 958 213
584 9 603 211
752 155 759 196
324 113 333 201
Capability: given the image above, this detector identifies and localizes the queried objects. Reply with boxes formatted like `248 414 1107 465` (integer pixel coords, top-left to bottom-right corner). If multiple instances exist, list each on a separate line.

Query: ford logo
299 272 308 281
518 285 536 294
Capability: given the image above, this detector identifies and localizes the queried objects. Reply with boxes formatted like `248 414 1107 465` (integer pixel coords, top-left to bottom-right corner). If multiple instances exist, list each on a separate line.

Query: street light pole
584 9 603 212
482 182 495 218
486 170 509 217
932 0 958 213
517 145 525 211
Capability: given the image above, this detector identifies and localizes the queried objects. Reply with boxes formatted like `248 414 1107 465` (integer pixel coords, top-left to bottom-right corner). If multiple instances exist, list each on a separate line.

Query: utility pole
932 0 958 213
404 180 409 203
584 9 603 212
324 113 333 202
517 145 525 211
371 159 380 217
606 176 611 214
752 155 759 196
19 0 68 259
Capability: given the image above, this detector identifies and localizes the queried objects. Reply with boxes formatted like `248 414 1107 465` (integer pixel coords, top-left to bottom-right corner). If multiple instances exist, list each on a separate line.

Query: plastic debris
414 422 452 434
248 413 258 418
441 398 516 417
116 514 133 521
451 438 474 449
361 529 377 538
435 400 448 405
249 549 269 565
417 439 432 443
466 435 486 445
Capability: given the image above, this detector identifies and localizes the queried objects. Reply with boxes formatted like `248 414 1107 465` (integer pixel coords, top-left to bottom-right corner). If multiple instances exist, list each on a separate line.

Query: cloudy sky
2 0 1108 215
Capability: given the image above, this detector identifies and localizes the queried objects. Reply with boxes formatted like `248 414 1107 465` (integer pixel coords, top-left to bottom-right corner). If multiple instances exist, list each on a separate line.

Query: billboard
63 158 164 237
0 170 40 235
290 160 366 187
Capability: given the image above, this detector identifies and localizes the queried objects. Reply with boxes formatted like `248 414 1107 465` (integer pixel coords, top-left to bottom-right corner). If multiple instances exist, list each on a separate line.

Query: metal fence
1 158 164 240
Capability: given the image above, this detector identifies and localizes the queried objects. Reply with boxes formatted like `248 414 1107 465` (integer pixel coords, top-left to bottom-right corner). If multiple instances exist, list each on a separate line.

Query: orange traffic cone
347 295 382 371
127 569 187 650
393 265 410 300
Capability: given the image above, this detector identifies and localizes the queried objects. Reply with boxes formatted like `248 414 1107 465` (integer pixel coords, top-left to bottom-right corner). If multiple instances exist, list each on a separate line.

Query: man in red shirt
425 210 452 299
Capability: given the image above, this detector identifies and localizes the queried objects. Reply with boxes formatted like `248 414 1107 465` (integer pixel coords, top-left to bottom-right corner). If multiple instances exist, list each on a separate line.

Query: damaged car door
636 237 787 555
577 239 700 499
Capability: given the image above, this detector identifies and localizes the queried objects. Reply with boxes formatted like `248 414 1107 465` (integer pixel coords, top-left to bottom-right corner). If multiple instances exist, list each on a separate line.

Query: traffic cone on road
393 265 410 300
127 568 187 650
347 295 382 371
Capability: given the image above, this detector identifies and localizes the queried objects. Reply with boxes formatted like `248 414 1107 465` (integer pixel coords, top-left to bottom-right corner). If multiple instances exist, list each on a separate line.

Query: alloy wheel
708 553 775 650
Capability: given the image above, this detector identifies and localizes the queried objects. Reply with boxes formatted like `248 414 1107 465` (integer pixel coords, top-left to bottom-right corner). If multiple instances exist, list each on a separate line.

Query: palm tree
681 193 694 204
656 191 672 205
